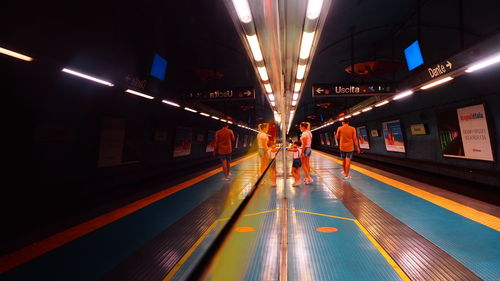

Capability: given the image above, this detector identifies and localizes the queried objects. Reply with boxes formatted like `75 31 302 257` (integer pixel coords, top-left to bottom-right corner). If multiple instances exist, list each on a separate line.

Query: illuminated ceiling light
268 94 275 101
393 90 414 100
246 34 263 62
352 111 361 116
200 112 210 117
362 107 373 112
231 0 252 23
292 93 299 100
183 107 197 113
257 66 269 81
375 100 389 107
420 76 453 90
466 53 500 73
211 116 220 120
339 117 345 121
306 0 324 20
162 99 180 107
0 47 33 61
296 64 306 79
299 31 315 59
228 121 233 124
125 89 154 99
291 100 297 106
62 68 114 87
264 83 272 93
270 101 275 106
344 115 352 119
294 82 302 92
220 119 227 122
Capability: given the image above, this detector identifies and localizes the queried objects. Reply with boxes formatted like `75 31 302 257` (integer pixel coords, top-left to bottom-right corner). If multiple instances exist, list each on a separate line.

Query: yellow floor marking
354 220 411 281
287 209 356 221
163 220 221 281
0 153 257 274
313 150 500 231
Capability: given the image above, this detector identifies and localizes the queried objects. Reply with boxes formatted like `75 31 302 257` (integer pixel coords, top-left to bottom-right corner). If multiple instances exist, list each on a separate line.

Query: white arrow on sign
316 87 325 94
446 61 452 69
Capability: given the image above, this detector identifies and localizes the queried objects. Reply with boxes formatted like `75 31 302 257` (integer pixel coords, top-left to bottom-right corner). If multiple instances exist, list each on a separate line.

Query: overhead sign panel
312 83 393 97
185 88 255 100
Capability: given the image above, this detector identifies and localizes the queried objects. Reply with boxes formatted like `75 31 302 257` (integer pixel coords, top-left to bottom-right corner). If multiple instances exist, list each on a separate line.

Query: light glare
62 68 114 87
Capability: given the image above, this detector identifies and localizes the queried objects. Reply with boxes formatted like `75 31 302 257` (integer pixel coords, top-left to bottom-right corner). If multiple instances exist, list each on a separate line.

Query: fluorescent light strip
62 68 114 87
220 119 227 122
361 107 373 112
294 82 302 92
200 112 210 117
344 115 352 119
466 53 500 73
232 0 252 23
293 93 299 100
271 101 276 106
184 107 197 113
296 64 306 79
299 32 315 59
375 100 389 107
420 76 453 90
257 66 269 81
291 100 297 106
306 0 324 20
228 121 233 124
211 116 220 120
264 83 272 93
162 99 180 107
393 90 414 100
268 94 275 101
0 47 33 61
352 111 361 116
125 89 154 99
339 117 345 121
246 34 263 62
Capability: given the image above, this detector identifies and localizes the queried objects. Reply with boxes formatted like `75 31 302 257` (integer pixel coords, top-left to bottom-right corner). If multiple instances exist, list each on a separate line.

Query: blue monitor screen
404 40 424 71
150 54 167 80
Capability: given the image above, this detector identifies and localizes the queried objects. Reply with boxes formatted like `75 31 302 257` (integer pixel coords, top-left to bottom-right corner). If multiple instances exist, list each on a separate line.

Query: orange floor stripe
0 153 257 274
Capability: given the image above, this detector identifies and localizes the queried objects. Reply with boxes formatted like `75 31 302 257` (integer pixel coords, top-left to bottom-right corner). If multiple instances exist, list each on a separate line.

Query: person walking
257 123 270 175
214 123 235 180
300 122 313 184
335 119 360 180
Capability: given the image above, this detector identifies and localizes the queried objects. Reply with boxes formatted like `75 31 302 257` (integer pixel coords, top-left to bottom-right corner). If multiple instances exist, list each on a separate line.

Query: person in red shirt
214 123 235 180
335 119 360 180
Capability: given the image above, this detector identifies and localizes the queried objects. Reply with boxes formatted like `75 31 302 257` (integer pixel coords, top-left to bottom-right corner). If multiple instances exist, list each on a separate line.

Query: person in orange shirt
214 123 235 180
335 119 360 180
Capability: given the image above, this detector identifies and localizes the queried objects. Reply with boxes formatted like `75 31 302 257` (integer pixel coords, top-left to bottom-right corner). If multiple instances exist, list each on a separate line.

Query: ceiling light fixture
375 100 389 107
62 68 114 87
293 93 299 100
306 0 324 20
393 90 414 100
420 76 453 90
299 31 315 59
268 94 275 101
257 66 269 81
246 34 263 62
361 107 373 112
294 82 302 92
466 53 500 73
231 0 252 23
296 64 306 79
162 99 180 107
0 47 33 61
125 89 154 99
264 83 272 93
184 107 197 113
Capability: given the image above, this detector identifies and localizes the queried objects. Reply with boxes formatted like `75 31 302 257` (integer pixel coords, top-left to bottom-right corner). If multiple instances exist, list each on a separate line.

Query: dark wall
313 65 500 186
2 57 256 249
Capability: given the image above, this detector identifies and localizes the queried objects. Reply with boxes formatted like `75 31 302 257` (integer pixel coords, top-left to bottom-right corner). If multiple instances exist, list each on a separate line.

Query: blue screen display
150 54 167 80
404 40 424 71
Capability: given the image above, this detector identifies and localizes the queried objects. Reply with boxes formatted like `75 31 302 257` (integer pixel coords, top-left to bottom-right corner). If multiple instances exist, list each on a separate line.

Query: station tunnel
1 0 500 280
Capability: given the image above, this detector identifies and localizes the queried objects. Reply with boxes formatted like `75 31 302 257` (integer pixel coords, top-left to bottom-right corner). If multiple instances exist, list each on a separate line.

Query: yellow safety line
287 209 356 221
313 150 500 231
163 220 221 281
354 220 411 281
0 153 257 274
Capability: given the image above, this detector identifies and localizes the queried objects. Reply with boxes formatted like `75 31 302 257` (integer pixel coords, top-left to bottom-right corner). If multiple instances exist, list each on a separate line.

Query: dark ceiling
298 0 500 127
1 0 500 127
